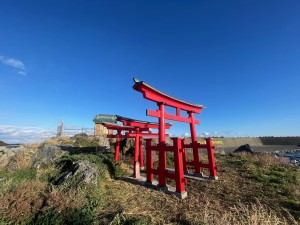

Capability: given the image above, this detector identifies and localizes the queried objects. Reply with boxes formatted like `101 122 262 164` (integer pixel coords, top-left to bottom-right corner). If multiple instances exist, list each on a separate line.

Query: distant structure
93 115 114 136
57 122 63 137
94 124 112 136
56 122 94 137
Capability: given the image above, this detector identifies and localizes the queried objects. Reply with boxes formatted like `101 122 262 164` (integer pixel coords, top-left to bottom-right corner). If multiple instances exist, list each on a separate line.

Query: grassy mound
0 136 299 224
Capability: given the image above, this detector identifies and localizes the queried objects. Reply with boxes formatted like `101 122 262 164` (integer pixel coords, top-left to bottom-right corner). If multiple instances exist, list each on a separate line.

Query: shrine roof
93 114 117 124
94 114 172 127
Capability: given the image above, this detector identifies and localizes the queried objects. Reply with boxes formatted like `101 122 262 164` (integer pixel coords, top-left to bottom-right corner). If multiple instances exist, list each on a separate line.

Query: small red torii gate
133 78 218 197
94 114 172 177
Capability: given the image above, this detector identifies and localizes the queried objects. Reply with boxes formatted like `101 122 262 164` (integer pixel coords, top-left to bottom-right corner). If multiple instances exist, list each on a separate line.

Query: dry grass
23 142 41 149
98 177 299 225
255 153 289 166
230 152 289 167
216 199 297 225
0 144 39 170
0 177 14 197
43 136 74 145
96 152 300 224
1 141 299 224
0 157 9 169
0 181 46 221
42 186 86 213
6 153 32 171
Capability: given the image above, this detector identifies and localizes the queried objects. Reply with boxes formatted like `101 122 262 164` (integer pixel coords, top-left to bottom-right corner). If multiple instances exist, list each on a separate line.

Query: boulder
234 144 254 154
0 145 26 163
32 144 71 168
53 159 98 186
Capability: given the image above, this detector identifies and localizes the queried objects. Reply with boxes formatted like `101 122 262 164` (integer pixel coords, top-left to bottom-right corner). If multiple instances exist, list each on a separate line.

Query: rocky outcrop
0 145 26 163
234 144 254 154
53 159 98 187
32 144 72 168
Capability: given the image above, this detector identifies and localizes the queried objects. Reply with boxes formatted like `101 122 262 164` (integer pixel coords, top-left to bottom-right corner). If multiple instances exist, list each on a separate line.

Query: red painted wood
133 81 203 113
206 138 218 178
147 109 200 124
173 138 185 193
146 139 154 182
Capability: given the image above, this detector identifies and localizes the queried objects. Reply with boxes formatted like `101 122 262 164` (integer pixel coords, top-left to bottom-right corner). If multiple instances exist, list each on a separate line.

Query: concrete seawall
259 137 300 145
185 138 263 148
183 137 300 153
192 137 300 148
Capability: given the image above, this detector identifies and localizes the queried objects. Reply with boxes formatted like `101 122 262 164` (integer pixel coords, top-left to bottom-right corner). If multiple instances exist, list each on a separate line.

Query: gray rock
234 144 254 154
6 150 15 158
73 160 98 185
9 145 26 154
32 144 71 168
54 159 98 186
0 146 26 162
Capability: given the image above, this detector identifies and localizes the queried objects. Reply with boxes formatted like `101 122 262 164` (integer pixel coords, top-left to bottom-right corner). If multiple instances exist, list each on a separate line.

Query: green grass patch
0 167 37 193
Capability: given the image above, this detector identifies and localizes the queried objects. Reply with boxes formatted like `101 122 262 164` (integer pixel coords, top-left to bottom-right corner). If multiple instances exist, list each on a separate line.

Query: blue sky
0 0 299 143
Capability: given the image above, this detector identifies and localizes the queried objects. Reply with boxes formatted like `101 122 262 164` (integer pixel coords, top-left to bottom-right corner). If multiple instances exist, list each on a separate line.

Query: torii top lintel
132 78 204 114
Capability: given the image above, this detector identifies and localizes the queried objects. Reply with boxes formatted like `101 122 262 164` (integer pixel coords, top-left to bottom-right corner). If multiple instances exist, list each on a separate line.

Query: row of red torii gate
93 78 217 199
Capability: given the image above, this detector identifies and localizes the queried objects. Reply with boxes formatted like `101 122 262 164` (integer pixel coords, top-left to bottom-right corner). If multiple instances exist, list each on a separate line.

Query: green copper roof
93 114 117 124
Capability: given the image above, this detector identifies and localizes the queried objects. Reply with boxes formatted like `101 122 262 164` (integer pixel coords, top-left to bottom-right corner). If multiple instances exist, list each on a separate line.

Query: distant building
93 114 116 136
94 123 113 136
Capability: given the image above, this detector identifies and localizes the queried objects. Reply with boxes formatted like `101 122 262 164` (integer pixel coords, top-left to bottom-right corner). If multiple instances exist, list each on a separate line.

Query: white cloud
184 132 190 137
0 125 55 144
18 71 27 76
0 55 27 75
0 56 25 70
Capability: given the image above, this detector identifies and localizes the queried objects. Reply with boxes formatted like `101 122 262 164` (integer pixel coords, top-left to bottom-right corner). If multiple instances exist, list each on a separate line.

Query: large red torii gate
133 78 218 197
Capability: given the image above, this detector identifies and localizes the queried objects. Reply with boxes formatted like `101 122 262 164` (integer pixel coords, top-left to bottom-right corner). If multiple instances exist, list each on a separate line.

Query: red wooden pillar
189 112 201 173
205 138 217 179
158 103 167 187
146 139 154 182
134 127 140 177
158 103 166 142
139 136 144 169
181 139 188 172
173 138 185 193
114 130 121 163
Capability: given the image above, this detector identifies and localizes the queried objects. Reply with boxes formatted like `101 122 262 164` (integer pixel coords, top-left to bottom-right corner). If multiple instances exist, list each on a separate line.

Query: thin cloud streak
0 55 27 76
0 55 25 70
0 125 55 143
18 71 27 76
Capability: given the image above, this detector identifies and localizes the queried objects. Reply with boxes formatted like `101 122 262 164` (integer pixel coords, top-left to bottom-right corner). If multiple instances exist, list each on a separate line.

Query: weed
110 212 151 225
0 181 46 223
0 167 37 194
